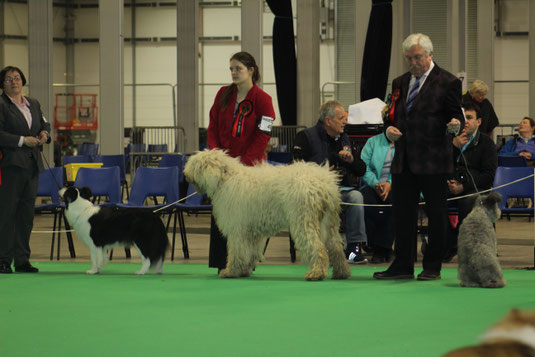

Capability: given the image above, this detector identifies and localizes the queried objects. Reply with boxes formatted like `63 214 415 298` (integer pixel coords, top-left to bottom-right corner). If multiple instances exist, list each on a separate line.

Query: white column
241 0 263 88
296 0 320 128
99 0 124 155
177 0 199 153
28 0 54 164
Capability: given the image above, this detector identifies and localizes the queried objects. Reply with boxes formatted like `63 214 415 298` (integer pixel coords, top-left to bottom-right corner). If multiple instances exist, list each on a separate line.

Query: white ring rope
340 173 535 207
31 174 533 233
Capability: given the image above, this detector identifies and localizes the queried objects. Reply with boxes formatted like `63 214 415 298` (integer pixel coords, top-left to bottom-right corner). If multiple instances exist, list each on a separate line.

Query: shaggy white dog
457 192 506 288
184 149 351 281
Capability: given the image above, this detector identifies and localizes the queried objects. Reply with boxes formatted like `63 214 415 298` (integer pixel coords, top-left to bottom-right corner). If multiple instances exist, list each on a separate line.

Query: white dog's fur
184 149 351 281
457 192 506 288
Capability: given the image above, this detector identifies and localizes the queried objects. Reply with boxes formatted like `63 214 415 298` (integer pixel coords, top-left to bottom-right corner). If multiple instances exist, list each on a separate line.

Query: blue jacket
499 135 535 157
360 132 395 189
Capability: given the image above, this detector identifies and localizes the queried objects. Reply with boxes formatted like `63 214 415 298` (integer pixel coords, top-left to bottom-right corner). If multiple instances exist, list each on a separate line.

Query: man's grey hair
318 100 343 123
402 33 433 55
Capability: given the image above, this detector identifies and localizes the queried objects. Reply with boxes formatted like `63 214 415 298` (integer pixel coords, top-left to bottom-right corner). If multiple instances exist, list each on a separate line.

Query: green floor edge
1 263 534 357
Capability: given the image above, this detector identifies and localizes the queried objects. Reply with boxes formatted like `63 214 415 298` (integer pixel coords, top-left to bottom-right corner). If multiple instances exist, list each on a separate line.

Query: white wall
2 1 527 129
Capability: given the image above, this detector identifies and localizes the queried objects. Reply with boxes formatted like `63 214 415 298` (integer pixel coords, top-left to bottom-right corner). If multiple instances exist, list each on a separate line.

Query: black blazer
389 63 464 175
0 92 50 173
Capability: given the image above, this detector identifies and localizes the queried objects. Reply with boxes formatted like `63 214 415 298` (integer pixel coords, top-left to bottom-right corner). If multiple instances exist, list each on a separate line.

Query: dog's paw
86 269 99 275
304 271 326 281
218 268 239 278
135 270 147 275
331 271 351 280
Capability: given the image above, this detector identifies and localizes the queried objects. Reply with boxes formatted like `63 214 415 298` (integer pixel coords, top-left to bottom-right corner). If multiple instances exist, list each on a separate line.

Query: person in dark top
443 101 497 262
462 79 499 135
293 100 368 264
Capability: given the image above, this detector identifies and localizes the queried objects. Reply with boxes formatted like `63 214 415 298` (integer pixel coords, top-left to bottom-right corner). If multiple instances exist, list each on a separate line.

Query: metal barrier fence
269 125 306 153
129 126 186 153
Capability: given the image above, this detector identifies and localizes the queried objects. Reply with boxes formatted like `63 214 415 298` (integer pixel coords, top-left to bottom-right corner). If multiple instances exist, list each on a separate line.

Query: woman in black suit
0 66 51 273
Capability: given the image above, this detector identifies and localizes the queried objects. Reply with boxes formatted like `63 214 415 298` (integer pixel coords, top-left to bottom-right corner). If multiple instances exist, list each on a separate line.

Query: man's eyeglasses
4 76 21 83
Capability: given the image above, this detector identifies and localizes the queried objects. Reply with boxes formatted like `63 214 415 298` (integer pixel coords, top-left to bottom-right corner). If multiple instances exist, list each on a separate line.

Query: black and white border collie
59 186 169 275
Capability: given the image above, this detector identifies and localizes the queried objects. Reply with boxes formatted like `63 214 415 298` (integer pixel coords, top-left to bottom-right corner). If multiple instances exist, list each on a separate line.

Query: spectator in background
293 100 368 264
462 79 499 136
359 130 395 264
444 102 497 262
499 117 535 165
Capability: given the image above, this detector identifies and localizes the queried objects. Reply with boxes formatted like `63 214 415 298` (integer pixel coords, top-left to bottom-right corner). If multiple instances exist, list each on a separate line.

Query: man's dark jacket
452 130 497 193
292 120 366 187
389 63 464 175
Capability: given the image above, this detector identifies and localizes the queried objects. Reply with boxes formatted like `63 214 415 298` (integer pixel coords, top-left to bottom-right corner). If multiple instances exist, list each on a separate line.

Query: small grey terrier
457 192 506 288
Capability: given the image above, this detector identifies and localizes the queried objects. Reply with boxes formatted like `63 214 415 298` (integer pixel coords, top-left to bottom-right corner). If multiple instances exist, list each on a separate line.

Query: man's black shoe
14 263 39 273
417 270 441 281
373 270 414 280
0 263 13 274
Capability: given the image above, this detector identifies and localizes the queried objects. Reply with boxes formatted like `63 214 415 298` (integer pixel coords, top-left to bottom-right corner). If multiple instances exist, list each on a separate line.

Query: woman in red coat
207 51 275 272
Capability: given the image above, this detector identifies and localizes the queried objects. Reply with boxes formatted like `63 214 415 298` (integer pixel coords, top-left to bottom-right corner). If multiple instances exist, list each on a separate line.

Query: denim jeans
341 189 367 244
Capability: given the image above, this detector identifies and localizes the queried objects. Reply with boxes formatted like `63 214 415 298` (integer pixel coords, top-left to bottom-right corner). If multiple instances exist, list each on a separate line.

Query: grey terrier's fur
457 192 506 288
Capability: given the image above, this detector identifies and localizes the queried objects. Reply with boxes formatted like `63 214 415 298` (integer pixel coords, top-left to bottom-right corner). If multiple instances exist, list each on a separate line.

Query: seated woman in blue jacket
499 117 535 165
360 131 395 264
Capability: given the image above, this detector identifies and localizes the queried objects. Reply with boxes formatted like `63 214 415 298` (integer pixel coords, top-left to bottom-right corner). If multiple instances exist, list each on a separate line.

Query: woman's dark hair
219 51 260 109
0 66 27 90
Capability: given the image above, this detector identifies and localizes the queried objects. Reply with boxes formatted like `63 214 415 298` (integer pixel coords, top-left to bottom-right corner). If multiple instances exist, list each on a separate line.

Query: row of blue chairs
37 153 208 260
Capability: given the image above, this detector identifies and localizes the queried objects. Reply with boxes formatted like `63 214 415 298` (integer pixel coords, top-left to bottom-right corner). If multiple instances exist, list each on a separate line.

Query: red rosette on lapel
389 89 400 124
232 100 253 138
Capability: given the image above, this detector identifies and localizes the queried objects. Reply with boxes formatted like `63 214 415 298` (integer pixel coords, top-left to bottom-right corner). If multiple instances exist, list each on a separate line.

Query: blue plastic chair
158 153 186 183
78 142 99 157
267 152 292 164
493 166 534 221
94 154 129 200
74 167 121 206
172 184 212 260
35 167 75 260
498 155 528 167
118 166 179 212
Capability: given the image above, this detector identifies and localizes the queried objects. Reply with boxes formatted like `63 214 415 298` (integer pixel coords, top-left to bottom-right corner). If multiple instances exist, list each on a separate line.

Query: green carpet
1 263 533 357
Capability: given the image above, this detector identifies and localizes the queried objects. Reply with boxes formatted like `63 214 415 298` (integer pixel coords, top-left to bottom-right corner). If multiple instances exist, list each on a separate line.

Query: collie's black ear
79 187 93 200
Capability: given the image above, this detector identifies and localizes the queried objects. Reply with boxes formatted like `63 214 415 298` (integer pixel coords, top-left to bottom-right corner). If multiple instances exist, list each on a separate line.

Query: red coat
207 84 275 166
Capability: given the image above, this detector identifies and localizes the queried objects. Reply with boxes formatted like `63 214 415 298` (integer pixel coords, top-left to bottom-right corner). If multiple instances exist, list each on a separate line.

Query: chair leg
171 211 178 261
263 238 270 255
57 212 62 261
178 211 189 259
50 211 59 260
289 235 296 263
63 212 76 258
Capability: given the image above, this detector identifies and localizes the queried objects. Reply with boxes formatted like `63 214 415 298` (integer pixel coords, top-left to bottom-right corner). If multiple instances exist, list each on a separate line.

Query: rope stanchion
340 173 535 207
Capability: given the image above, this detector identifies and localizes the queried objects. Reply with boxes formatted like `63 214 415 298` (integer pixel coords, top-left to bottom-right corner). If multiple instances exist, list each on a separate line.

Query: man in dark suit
0 66 51 273
373 33 464 281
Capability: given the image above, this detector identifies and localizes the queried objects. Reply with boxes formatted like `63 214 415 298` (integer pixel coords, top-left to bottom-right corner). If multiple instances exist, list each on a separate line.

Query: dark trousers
361 185 394 250
0 166 39 266
208 215 227 269
389 167 448 274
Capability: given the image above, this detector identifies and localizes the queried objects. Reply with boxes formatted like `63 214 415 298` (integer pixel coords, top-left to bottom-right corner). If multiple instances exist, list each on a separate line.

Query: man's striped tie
406 76 421 112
